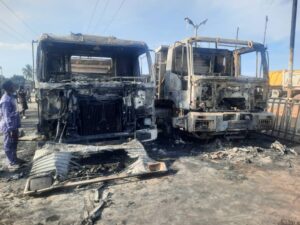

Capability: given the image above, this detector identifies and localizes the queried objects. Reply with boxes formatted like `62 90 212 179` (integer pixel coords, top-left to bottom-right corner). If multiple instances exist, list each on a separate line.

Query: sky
0 0 299 77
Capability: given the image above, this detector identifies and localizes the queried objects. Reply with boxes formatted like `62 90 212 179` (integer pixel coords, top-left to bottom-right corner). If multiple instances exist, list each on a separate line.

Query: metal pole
31 40 35 83
236 27 239 40
287 0 298 98
235 27 239 50
263 15 268 46
194 25 198 47
256 52 259 78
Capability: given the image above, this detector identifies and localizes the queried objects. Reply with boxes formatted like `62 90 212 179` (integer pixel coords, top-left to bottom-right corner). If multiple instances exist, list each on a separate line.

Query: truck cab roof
38 33 149 56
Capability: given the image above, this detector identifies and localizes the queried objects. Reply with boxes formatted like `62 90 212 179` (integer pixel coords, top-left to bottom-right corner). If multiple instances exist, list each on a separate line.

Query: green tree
11 75 25 88
22 64 33 80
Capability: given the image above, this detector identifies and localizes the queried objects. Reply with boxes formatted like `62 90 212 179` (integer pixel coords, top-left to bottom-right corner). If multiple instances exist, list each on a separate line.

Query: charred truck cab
35 33 157 142
155 37 274 138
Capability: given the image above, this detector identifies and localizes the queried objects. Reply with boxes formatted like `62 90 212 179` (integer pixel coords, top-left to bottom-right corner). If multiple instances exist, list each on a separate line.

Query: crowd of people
0 80 30 171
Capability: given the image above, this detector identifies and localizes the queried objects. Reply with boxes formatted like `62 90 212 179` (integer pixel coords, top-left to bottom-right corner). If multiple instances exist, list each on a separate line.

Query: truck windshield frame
184 37 268 79
36 41 153 83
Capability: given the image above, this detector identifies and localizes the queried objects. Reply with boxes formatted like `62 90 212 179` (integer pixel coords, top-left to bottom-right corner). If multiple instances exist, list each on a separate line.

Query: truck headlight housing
134 90 146 109
144 118 152 126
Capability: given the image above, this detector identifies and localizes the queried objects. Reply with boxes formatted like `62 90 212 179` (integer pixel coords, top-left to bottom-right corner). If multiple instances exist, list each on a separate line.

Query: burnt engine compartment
77 95 123 135
195 81 267 112
37 83 154 142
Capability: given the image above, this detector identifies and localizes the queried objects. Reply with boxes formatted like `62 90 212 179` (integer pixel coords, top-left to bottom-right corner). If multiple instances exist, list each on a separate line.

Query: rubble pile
270 141 298 155
202 140 297 165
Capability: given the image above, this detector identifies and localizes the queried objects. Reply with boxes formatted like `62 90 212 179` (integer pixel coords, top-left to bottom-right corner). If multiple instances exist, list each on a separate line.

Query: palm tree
22 64 33 80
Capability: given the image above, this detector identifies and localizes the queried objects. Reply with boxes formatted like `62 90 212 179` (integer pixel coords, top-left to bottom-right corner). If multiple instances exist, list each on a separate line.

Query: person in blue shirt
0 80 21 170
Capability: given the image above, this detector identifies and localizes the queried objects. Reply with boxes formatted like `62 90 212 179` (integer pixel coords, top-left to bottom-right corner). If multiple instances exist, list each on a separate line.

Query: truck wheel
160 120 174 137
165 122 174 137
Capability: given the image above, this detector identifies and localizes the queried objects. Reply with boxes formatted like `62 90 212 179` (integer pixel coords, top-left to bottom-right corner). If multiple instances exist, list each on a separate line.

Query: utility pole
236 27 239 41
287 0 298 98
31 40 38 83
235 27 239 50
263 15 268 46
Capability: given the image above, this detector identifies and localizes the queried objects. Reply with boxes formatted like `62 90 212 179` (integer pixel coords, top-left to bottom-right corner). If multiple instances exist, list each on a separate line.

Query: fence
268 98 300 142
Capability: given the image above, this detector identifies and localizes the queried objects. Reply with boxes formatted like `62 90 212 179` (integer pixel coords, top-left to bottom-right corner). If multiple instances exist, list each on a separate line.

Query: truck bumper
136 127 158 142
61 128 157 143
173 112 274 134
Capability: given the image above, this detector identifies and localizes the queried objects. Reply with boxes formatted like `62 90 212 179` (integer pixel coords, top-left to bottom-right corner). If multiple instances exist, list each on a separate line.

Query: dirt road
0 102 299 225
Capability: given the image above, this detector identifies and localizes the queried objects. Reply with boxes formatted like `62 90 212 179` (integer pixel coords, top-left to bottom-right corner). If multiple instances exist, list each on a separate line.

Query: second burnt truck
155 36 274 138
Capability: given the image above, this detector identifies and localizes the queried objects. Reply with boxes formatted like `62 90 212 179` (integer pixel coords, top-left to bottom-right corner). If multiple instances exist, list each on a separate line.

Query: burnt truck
35 33 157 143
155 37 274 138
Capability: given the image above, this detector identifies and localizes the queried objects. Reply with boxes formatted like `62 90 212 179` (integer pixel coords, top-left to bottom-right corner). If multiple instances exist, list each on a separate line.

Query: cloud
0 42 31 50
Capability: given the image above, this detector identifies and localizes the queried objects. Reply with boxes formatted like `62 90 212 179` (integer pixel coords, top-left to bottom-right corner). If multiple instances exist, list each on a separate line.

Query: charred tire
160 119 174 137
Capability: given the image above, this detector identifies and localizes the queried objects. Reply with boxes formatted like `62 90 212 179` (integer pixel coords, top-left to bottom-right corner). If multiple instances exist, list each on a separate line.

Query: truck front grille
259 119 273 129
195 120 214 131
228 121 248 130
78 99 123 135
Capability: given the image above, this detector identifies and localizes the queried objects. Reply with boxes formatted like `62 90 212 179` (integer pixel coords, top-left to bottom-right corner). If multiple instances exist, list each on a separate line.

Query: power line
0 25 20 42
0 0 38 36
0 17 30 42
92 0 109 33
86 0 100 33
0 22 25 42
102 0 126 34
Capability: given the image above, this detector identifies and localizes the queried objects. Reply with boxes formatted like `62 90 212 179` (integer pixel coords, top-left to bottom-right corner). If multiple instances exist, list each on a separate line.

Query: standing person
0 80 21 170
17 85 28 119
26 87 31 103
